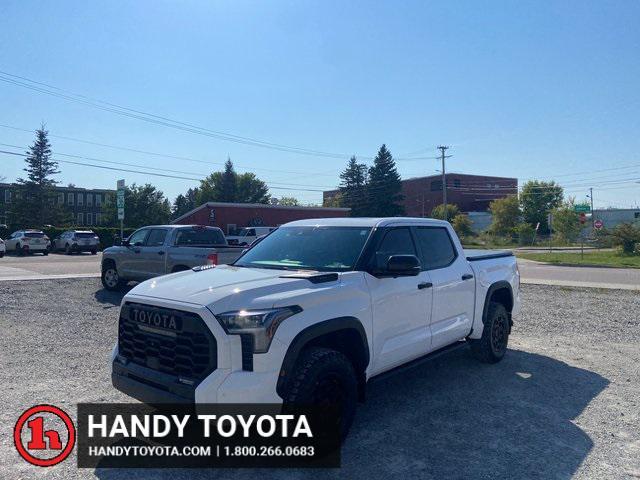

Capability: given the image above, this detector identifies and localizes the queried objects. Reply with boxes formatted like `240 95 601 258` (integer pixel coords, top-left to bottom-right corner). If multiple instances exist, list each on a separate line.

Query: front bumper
111 296 284 404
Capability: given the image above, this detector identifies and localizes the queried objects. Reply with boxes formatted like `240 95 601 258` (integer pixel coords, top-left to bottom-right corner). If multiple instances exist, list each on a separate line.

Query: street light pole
437 146 449 221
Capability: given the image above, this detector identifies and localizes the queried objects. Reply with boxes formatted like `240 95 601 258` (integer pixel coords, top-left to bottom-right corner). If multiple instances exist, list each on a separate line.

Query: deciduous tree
520 180 563 233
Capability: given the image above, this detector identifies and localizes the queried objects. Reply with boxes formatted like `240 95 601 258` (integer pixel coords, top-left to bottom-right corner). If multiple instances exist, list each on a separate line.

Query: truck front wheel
469 301 510 363
101 264 125 291
283 347 358 440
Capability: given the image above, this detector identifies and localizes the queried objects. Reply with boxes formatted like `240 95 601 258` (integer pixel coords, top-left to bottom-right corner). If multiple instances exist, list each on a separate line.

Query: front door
365 227 434 375
413 226 475 350
119 228 150 278
134 228 169 278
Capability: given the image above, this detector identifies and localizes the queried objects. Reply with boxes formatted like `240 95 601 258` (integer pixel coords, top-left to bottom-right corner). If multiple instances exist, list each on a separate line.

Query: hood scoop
279 272 339 284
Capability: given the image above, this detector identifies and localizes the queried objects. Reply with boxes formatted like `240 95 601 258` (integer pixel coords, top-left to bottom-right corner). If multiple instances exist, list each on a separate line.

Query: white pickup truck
112 218 520 437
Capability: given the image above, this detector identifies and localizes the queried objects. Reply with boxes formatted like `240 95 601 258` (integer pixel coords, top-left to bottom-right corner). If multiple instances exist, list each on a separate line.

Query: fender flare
275 316 370 397
482 280 513 322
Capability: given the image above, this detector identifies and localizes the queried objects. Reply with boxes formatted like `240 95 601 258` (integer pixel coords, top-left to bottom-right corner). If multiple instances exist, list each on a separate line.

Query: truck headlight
215 306 302 353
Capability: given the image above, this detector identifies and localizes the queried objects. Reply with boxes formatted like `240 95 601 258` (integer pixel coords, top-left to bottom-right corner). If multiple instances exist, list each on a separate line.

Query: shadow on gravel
94 347 608 480
94 286 132 307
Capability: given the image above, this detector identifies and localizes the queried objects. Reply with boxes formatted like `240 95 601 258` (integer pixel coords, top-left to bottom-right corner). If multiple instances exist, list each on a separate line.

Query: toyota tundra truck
112 218 520 436
101 225 244 290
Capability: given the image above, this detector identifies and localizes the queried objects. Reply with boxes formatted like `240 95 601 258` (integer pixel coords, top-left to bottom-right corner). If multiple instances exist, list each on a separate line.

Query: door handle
417 282 433 290
462 274 474 280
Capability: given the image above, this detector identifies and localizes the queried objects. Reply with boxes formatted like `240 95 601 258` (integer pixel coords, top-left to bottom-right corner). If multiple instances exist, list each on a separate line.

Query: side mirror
378 255 422 277
120 238 129 247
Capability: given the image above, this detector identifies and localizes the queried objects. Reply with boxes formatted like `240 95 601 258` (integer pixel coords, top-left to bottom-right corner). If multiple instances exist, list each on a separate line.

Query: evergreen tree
10 125 67 227
339 156 368 216
219 157 237 202
367 145 404 216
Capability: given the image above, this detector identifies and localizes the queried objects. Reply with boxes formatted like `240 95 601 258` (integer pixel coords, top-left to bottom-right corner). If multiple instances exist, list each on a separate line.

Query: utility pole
437 146 449 220
589 187 594 228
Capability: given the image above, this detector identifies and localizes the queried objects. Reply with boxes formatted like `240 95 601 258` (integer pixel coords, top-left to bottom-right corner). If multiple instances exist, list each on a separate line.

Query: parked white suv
5 230 50 255
112 218 520 437
51 230 100 254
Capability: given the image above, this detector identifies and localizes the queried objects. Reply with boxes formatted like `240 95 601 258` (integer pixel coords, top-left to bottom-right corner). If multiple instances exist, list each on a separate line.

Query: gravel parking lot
1 280 639 479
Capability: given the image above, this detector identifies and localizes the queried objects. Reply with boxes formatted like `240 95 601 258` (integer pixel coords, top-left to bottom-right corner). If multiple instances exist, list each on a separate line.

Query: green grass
516 251 640 268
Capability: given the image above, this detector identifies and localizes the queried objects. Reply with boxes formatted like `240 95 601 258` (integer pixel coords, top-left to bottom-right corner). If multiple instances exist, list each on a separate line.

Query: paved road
0 252 101 280
517 258 640 290
1 252 638 290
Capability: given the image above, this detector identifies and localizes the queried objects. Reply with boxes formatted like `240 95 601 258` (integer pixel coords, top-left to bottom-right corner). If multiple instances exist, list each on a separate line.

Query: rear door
413 226 475 350
365 227 434 375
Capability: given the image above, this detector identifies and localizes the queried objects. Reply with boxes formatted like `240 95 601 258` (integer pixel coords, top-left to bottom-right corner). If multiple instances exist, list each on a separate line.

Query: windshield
234 226 371 272
175 228 226 246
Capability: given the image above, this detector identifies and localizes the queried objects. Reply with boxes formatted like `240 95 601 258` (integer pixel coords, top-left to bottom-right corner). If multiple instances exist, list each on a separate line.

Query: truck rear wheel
469 301 510 363
283 347 358 440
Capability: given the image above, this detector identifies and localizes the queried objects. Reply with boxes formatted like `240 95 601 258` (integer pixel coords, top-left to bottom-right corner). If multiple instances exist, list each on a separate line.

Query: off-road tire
42 250 48 256
91 249 98 255
469 301 510 363
65 243 72 255
283 347 358 440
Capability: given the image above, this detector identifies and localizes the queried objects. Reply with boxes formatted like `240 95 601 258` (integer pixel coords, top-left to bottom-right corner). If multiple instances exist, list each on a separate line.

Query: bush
451 214 473 238
514 223 536 246
431 204 460 221
611 223 640 254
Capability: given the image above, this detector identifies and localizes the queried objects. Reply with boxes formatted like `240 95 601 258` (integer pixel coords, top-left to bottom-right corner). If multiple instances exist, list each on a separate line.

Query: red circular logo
14 405 76 467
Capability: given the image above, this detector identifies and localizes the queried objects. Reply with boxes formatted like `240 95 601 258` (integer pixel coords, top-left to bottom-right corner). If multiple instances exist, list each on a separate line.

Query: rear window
175 228 226 246
75 232 96 238
25 232 44 238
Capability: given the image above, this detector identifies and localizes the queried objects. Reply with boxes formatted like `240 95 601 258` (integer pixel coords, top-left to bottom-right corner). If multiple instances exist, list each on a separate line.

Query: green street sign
574 204 591 213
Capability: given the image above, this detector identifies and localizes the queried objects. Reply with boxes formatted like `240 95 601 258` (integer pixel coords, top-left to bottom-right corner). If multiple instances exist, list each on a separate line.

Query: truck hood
126 264 338 313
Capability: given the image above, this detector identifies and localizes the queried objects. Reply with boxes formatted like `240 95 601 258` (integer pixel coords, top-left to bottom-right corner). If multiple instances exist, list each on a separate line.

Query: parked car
226 226 276 246
111 217 520 438
0 237 5 258
4 230 49 255
101 225 245 290
51 230 100 255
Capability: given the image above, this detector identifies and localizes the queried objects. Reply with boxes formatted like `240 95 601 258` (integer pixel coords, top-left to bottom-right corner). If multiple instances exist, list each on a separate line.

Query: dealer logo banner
76 403 341 468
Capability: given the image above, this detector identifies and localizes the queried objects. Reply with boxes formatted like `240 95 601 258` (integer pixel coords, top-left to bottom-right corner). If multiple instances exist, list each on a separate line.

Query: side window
146 229 168 247
247 229 256 236
374 227 417 269
414 227 457 270
128 229 149 246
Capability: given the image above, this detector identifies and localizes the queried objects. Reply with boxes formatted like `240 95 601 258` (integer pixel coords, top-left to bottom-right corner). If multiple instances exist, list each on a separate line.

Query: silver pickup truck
101 225 244 290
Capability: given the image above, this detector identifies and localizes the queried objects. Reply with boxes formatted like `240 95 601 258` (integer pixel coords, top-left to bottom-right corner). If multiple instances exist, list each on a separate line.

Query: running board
368 341 469 385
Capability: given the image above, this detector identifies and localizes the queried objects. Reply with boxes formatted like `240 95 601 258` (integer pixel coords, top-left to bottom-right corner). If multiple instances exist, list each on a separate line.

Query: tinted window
175 228 226 246
235 226 371 272
75 232 95 238
414 227 457 270
146 229 168 246
374 228 417 269
128 229 149 246
24 232 45 238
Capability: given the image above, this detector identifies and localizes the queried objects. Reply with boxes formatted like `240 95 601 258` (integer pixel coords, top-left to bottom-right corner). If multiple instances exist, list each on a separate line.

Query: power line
0 149 328 192
0 70 438 163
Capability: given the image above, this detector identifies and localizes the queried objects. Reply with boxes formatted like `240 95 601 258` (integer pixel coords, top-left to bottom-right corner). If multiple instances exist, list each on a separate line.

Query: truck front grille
118 303 217 382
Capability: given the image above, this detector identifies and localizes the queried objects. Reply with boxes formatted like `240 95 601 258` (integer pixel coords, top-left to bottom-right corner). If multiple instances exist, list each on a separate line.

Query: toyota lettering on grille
130 308 182 332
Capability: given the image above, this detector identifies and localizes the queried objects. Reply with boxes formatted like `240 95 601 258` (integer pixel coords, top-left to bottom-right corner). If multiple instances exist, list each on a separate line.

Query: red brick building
324 173 517 216
172 202 350 233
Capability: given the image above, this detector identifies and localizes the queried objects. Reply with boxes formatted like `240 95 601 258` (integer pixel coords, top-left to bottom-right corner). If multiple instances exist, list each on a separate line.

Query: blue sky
1 0 639 208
